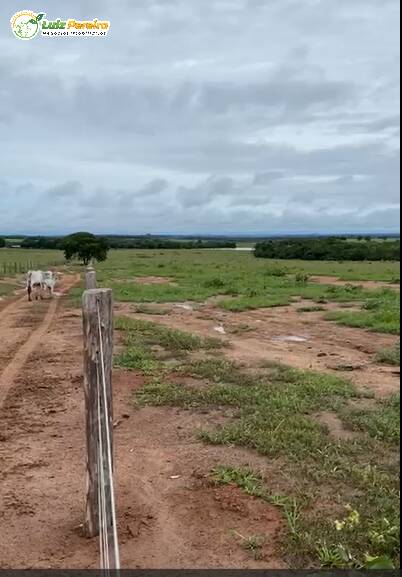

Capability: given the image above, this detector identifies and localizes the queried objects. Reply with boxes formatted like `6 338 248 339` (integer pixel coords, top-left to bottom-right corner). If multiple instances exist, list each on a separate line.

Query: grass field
1 246 399 281
0 248 65 277
92 250 400 334
1 248 399 333
95 248 400 282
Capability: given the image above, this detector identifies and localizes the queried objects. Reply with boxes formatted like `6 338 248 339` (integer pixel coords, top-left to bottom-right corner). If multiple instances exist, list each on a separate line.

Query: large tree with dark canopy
61 232 109 265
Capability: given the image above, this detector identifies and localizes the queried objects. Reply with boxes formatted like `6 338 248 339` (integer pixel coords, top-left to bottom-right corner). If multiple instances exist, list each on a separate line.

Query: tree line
254 238 400 261
106 238 236 250
15 236 236 251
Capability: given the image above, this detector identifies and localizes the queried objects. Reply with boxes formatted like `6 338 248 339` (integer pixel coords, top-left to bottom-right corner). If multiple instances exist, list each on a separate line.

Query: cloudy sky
0 0 400 235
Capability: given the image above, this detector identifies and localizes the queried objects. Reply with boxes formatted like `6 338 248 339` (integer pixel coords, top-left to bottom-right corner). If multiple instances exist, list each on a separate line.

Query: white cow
42 271 58 298
26 270 44 302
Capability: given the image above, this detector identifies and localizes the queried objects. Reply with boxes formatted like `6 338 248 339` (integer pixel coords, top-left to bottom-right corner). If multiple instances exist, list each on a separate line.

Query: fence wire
96 300 120 573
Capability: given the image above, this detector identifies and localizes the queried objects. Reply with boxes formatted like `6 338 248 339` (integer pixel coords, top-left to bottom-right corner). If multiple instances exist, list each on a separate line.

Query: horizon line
1 231 400 238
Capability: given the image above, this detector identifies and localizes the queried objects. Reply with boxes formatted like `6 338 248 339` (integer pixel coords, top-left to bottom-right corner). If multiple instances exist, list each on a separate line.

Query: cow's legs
31 284 42 301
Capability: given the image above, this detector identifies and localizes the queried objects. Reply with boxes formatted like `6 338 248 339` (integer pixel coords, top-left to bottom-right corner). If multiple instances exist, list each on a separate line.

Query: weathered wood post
82 288 114 538
86 266 97 290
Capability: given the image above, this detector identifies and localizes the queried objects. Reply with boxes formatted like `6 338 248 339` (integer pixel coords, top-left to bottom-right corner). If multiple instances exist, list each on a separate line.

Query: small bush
264 266 288 277
295 273 310 286
204 277 226 289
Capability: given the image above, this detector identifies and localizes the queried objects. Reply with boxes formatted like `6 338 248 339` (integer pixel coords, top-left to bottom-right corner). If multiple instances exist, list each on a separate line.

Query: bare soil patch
311 275 400 291
315 411 358 441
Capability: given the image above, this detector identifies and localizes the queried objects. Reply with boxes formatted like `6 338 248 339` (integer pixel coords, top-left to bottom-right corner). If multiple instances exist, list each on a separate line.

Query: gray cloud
48 181 83 198
139 179 169 196
0 0 400 235
253 172 285 186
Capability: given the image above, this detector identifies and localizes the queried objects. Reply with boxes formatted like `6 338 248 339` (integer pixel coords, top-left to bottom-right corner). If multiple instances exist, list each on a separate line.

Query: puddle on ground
272 335 309 343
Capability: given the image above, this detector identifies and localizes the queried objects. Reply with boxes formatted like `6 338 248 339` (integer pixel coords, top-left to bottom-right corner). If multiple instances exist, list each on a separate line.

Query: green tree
0 238 6 248
61 232 109 265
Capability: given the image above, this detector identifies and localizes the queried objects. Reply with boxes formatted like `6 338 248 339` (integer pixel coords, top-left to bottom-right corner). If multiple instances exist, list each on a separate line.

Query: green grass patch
211 466 266 497
115 316 223 375
218 283 377 312
375 343 400 366
137 359 357 460
116 317 223 353
0 248 65 277
326 291 400 335
341 395 400 444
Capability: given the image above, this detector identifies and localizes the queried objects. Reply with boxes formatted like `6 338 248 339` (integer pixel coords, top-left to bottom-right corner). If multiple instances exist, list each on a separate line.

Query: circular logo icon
11 11 40 40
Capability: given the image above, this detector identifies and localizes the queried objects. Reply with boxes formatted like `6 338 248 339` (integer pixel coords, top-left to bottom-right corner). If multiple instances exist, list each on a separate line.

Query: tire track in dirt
0 275 80 410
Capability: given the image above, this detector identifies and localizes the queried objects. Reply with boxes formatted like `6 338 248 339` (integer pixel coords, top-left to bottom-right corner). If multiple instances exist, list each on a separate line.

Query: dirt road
0 277 285 569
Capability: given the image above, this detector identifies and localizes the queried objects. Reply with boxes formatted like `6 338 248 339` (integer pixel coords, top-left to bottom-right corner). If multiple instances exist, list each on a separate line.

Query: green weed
231 530 266 559
116 317 223 354
211 466 265 498
375 343 400 366
115 316 223 376
341 395 400 444
326 291 400 334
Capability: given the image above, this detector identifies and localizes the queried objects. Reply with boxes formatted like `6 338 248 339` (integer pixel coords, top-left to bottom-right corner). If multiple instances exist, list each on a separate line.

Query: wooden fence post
82 288 114 538
86 266 97 290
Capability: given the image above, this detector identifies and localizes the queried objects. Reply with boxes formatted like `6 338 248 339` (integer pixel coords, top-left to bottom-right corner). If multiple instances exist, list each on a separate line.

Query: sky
0 0 400 236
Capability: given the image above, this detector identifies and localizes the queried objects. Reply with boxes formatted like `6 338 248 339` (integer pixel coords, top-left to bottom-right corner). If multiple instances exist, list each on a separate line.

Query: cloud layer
0 0 400 235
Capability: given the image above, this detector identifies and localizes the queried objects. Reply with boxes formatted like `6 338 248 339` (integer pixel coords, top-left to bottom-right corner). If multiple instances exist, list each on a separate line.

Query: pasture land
88 250 400 334
91 251 401 567
0 248 65 277
0 248 400 569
